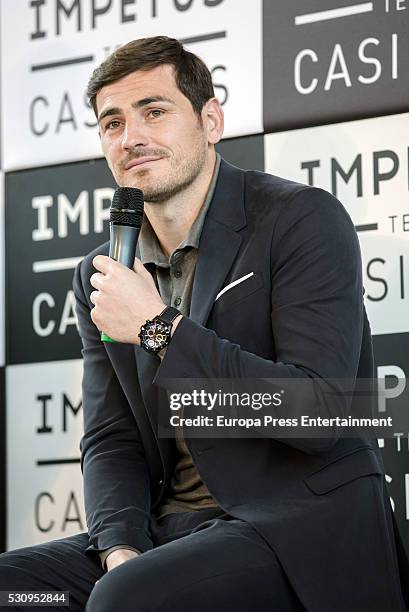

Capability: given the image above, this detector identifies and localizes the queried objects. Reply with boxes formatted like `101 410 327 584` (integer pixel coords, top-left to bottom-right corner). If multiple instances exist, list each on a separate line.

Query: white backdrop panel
1 0 262 170
6 359 84 549
264 112 409 337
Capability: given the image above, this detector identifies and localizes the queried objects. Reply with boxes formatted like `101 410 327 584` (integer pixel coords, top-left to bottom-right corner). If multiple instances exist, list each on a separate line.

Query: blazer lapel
189 217 242 325
190 159 247 326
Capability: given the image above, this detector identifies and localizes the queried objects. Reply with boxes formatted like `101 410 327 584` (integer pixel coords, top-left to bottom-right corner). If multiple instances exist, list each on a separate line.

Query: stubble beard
118 136 208 204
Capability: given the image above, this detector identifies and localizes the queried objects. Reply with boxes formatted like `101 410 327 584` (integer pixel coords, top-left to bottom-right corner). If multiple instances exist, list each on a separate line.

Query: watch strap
156 306 181 325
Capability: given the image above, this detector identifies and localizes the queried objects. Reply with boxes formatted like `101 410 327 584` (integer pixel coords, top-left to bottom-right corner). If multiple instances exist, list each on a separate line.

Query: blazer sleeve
154 187 365 454
99 545 141 571
73 260 153 559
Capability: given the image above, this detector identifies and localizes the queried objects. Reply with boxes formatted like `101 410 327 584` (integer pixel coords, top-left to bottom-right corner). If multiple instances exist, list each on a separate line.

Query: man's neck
143 151 217 258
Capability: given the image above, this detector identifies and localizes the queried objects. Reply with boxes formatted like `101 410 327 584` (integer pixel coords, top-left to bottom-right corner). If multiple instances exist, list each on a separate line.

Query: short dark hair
87 36 214 118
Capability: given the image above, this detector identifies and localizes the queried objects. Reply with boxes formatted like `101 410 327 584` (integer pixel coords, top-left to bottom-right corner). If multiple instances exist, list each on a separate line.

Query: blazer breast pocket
214 272 264 314
303 448 383 495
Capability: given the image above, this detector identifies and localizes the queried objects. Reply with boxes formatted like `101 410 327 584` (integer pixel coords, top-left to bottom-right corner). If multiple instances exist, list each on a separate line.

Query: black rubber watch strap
157 306 181 325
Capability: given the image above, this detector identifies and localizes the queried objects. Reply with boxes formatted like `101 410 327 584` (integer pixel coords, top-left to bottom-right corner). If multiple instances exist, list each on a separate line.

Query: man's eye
106 120 121 130
148 109 164 119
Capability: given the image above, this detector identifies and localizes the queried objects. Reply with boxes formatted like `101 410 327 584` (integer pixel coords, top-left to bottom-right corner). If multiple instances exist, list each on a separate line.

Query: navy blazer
73 159 408 611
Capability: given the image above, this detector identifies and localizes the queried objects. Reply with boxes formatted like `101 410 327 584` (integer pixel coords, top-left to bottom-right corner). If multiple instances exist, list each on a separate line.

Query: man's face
96 64 210 203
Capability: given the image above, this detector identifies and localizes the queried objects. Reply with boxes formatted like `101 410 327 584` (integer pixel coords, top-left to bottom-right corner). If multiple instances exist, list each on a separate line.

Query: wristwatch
138 306 181 354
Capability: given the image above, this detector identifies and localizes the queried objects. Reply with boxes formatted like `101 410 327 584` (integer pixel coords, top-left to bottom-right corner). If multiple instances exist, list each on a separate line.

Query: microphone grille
110 187 144 227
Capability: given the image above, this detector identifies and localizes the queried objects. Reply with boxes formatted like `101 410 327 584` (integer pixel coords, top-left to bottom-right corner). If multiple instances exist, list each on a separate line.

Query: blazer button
158 479 163 486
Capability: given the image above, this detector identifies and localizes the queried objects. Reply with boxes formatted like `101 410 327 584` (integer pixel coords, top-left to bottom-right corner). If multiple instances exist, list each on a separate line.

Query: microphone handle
109 224 140 267
101 224 141 343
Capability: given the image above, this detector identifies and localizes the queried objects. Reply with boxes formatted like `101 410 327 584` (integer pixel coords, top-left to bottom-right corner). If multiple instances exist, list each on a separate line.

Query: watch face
140 319 171 352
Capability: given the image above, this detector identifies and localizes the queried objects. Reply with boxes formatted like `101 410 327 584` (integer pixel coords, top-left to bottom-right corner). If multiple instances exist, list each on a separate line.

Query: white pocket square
215 272 254 301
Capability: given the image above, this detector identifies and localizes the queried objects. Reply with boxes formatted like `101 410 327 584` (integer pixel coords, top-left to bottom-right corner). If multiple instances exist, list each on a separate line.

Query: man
1 36 408 611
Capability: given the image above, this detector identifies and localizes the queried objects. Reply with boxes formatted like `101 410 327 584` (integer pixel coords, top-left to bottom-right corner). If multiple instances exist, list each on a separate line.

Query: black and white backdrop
0 0 408 559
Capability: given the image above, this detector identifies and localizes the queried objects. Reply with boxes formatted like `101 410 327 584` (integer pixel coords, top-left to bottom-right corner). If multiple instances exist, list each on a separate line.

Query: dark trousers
0 508 304 611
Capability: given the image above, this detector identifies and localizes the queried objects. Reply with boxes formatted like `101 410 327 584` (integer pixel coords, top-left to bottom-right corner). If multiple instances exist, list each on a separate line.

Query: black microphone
101 187 144 343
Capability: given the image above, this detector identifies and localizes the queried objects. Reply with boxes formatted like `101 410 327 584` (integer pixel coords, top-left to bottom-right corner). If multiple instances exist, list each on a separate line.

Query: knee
86 577 131 612
86 569 160 612
86 574 127 612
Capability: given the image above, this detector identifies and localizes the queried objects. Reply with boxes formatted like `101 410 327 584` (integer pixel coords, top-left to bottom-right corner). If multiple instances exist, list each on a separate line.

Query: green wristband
101 332 115 343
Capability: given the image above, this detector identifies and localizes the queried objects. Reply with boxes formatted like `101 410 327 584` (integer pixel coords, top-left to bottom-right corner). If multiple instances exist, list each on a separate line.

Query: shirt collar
139 152 221 267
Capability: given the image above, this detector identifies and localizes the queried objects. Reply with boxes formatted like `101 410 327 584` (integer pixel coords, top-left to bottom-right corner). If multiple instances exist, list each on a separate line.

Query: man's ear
203 98 224 145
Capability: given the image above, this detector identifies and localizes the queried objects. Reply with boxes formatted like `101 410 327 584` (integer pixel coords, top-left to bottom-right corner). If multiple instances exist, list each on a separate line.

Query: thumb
133 256 149 276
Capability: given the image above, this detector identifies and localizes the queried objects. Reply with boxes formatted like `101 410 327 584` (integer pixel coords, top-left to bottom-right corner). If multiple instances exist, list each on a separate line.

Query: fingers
90 290 99 305
94 254 148 279
90 272 105 289
93 254 112 272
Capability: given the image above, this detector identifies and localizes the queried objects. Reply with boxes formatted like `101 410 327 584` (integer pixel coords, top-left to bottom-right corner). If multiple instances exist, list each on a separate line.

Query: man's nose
121 121 149 151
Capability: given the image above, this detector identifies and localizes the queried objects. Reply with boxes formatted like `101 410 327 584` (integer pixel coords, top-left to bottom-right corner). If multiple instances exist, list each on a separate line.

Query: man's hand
105 548 140 572
90 255 165 344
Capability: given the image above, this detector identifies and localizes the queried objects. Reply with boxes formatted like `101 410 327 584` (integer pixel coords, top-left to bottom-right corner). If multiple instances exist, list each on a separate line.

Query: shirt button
174 297 181 307
174 269 182 278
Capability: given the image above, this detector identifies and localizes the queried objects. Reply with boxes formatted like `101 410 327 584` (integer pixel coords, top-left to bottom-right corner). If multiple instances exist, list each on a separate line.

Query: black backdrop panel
216 134 264 171
5 158 115 365
0 367 5 553
263 0 409 132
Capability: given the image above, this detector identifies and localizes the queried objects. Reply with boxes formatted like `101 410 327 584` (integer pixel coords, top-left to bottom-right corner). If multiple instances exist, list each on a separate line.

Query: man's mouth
124 157 162 170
